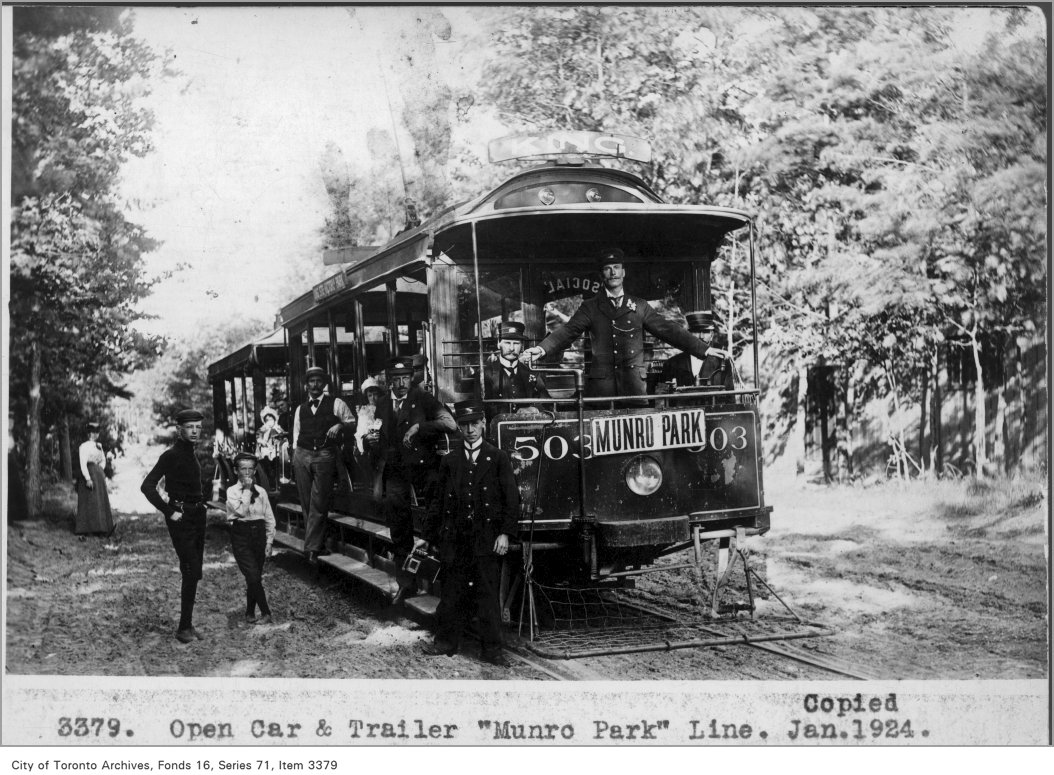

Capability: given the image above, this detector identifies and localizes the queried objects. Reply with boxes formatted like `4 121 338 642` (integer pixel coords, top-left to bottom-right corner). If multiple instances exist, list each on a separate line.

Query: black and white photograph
2 2 1050 754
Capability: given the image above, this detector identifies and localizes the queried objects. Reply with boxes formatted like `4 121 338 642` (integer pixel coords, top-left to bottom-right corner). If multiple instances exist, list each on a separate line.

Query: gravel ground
5 445 1048 680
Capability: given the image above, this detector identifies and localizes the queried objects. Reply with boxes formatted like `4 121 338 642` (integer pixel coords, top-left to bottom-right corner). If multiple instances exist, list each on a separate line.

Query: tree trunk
994 380 1007 474
26 340 42 519
795 365 808 476
932 348 943 475
835 366 850 481
846 361 863 478
970 330 989 476
918 358 929 474
59 414 73 482
1013 352 1026 470
818 368 831 483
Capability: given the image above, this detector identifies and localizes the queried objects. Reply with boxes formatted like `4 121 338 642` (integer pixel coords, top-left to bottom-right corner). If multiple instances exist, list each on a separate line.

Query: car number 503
513 426 749 461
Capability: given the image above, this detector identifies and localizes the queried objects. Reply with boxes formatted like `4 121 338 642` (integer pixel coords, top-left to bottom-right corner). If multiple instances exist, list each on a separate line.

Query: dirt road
5 444 1048 680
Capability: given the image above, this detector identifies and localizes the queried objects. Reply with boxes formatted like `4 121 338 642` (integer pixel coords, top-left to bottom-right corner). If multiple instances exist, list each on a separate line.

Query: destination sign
591 409 709 457
312 271 347 302
489 131 652 163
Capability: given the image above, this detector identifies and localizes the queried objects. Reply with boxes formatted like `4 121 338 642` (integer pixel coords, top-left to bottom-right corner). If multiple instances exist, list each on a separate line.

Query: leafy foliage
475 6 1046 474
9 8 168 510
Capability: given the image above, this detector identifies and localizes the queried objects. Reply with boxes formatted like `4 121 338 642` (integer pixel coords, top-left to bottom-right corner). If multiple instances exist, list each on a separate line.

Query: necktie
310 399 320 410
394 399 403 415
465 445 479 464
611 296 623 308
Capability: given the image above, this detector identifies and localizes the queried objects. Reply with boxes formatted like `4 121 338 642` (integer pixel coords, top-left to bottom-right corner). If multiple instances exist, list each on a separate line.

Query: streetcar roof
280 163 753 328
434 204 750 262
207 328 286 381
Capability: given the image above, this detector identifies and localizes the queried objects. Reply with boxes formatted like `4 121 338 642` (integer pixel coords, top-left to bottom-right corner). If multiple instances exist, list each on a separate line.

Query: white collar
464 439 483 451
604 288 624 299
499 357 518 370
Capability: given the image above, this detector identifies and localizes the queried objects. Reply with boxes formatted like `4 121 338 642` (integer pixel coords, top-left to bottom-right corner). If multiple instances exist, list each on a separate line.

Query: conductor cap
175 409 204 425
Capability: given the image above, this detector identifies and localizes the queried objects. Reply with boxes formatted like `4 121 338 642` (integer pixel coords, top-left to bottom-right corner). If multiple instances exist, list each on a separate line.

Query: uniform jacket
140 439 205 518
464 360 548 419
374 386 457 469
424 439 520 560
481 360 546 402
660 351 734 391
539 295 707 392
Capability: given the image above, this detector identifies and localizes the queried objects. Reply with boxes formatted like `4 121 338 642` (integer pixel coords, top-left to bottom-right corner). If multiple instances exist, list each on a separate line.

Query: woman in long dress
76 423 115 536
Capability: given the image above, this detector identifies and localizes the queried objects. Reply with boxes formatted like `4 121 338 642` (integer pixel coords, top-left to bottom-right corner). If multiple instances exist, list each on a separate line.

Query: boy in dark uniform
140 409 208 644
419 399 519 667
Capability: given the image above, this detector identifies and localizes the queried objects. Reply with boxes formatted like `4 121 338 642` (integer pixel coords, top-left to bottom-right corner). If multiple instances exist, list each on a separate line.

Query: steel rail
743 640 879 681
619 597 874 680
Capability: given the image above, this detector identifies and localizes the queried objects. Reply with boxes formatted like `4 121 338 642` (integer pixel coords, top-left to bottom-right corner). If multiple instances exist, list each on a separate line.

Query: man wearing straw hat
419 399 519 667
291 366 356 565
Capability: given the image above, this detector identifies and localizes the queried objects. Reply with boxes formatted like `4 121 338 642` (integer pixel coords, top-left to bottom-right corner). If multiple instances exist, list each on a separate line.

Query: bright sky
18 4 1041 349
120 6 494 341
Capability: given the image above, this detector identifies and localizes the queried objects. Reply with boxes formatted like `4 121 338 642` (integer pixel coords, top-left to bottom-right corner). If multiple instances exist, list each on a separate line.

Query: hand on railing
520 346 545 365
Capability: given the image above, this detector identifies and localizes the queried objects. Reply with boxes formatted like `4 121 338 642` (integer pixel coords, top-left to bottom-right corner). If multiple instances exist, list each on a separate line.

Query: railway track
745 640 878 680
261 499 877 681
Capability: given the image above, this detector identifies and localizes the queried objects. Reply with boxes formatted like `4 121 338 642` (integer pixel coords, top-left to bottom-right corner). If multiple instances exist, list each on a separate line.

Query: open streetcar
209 132 813 656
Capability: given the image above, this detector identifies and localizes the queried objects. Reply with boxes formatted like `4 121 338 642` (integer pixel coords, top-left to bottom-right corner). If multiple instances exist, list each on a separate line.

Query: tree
10 7 167 516
151 319 268 435
475 5 1046 477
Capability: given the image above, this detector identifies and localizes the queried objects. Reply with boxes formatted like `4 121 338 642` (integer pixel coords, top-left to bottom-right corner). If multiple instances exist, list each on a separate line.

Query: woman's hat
260 407 278 422
685 310 716 333
361 377 384 394
453 399 485 424
86 421 100 431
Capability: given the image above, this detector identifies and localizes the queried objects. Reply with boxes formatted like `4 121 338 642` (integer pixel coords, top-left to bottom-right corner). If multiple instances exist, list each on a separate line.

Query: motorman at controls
521 247 720 397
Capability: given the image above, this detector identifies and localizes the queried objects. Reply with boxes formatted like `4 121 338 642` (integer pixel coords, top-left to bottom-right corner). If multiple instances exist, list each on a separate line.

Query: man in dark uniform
419 399 519 666
659 310 734 391
291 366 356 564
370 356 456 601
140 409 208 644
464 320 547 420
522 248 720 398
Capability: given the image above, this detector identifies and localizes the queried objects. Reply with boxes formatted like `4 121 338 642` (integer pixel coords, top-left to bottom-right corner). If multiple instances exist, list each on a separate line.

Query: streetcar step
272 533 305 553
319 553 400 598
330 514 391 540
404 594 440 619
276 502 303 515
